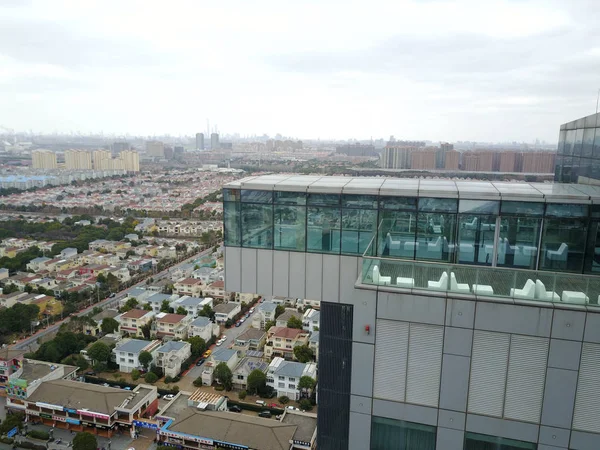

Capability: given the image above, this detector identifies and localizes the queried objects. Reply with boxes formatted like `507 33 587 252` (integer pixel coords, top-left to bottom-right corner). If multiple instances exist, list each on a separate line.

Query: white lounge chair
428 272 449 290
396 277 415 288
372 265 391 285
510 279 535 299
562 291 589 303
450 272 470 293
463 217 478 230
534 279 560 301
547 243 568 268
386 233 402 251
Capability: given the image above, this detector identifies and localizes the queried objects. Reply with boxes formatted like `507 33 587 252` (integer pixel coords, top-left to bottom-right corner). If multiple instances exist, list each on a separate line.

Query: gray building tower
211 133 219 150
196 133 204 150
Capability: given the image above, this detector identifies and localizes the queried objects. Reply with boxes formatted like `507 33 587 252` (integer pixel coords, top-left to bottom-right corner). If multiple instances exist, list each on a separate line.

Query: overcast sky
1 0 599 142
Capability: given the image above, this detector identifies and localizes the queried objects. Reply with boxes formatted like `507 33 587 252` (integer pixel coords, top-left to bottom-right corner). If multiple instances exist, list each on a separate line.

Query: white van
255 400 266 406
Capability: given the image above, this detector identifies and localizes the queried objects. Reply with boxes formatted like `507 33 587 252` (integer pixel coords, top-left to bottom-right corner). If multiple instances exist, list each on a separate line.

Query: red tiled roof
121 309 150 319
270 327 307 339
177 278 201 285
210 280 224 288
158 313 186 324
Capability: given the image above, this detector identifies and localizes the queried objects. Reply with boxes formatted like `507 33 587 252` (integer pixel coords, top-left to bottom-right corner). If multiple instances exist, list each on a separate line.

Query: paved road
11 248 214 351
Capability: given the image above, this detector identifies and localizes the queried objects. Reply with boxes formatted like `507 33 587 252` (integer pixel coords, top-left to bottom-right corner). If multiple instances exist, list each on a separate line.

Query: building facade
223 175 600 450
555 112 600 184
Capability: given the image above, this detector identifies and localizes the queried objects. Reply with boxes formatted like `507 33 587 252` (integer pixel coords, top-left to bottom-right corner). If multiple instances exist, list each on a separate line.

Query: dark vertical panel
318 302 354 450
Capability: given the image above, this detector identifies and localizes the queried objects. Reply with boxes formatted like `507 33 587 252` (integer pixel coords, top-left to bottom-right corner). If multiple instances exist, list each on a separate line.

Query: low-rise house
269 296 298 307
109 267 131 283
214 302 241 324
300 298 320 309
266 357 317 401
275 309 303 328
80 333 122 362
156 313 192 339
173 278 203 297
83 308 120 336
302 309 320 332
190 266 213 283
147 293 180 312
59 247 78 259
188 316 214 341
232 328 266 355
204 280 230 300
232 357 268 390
201 348 239 386
0 291 28 308
234 292 256 304
173 296 213 317
26 257 51 272
155 341 192 378
123 287 153 305
253 301 277 329
265 327 310 360
308 332 319 360
113 339 161 373
118 309 154 338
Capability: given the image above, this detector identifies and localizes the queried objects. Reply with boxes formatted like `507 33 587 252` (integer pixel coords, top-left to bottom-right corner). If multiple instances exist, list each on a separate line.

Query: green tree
73 432 97 450
176 306 187 316
1 283 18 294
246 369 267 395
96 273 107 285
187 336 207 356
299 398 313 411
138 350 153 369
264 320 276 332
298 375 316 391
160 299 172 313
24 284 33 293
198 304 215 321
144 372 158 383
100 317 119 334
106 273 120 292
293 345 314 363
140 322 152 340
131 369 141 381
213 362 233 390
0 411 24 435
143 303 153 311
275 305 285 318
121 297 138 312
86 341 111 365
287 316 303 329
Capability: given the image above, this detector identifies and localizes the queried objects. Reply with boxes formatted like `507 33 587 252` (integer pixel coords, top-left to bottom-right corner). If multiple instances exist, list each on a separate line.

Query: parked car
221 335 227 340
216 341 223 346
286 406 299 411
203 350 212 358
109 293 116 298
196 358 205 366
244 313 250 319
258 411 272 418
268 403 280 409
229 405 242 413
86 371 96 376
235 321 241 327
249 308 255 314
163 394 175 401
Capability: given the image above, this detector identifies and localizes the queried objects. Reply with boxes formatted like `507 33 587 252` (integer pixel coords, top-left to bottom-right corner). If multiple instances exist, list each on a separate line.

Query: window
278 382 285 388
377 196 418 259
289 384 296 389
274 191 306 251
289 377 296 382
120 358 125 362
237 375 244 380
371 417 436 450
416 197 457 262
128 359 134 364
464 432 536 450
341 194 378 255
278 376 285 380
128 353 134 357
241 203 273 249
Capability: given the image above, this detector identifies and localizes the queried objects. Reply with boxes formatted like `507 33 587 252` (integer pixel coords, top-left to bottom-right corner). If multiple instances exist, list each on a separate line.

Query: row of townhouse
111 338 192 378
155 220 222 236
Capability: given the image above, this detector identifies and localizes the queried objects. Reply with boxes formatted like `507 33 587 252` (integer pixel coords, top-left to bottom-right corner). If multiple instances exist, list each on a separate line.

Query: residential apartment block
118 309 154 338
223 175 600 450
155 313 191 340
265 327 309 360
188 316 214 342
155 341 191 378
266 357 317 401
113 339 161 373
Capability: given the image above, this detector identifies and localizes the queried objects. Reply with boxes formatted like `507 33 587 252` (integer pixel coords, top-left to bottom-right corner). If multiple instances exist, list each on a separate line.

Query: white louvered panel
504 335 549 422
468 331 509 417
406 323 444 407
573 343 600 433
373 319 409 402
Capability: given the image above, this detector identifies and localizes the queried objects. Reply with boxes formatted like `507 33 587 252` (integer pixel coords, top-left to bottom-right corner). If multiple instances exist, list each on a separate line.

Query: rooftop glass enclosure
224 176 600 306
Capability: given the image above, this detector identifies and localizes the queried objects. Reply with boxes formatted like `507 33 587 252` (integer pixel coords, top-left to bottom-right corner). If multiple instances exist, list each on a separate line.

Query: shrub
144 372 158 383
164 375 173 383
215 385 224 391
193 376 203 387
131 369 140 381
238 391 247 400
299 399 313 411
172 375 181 382
279 395 290 404
27 430 50 440
172 385 179 393
0 438 14 445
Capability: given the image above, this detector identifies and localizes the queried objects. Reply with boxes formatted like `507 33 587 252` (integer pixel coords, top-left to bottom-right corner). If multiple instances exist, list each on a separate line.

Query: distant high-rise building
196 133 204 150
164 147 174 160
211 133 219 150
440 142 454 152
146 141 165 158
120 150 140 172
32 150 57 169
93 150 112 170
64 150 92 170
111 142 130 155
410 149 437 170
381 146 419 169
336 144 377 157
444 150 460 170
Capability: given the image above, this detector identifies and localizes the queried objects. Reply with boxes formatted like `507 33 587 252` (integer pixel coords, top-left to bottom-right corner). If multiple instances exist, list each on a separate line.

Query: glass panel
377 210 417 259
274 191 306 205
418 197 457 213
307 207 341 253
465 432 536 450
497 217 541 269
459 200 500 215
241 203 272 248
307 193 340 206
571 156 581 182
573 127 584 156
223 188 240 202
415 211 457 262
584 221 600 274
341 208 377 255
457 215 496 265
379 196 418 211
564 129 576 155
342 194 378 209
223 202 241 246
561 156 573 182
557 129 566 154
579 158 591 178
274 205 305 251
371 417 436 450
554 155 562 181
583 127 596 158
501 201 544 216
592 159 600 182
540 218 587 272
594 127 600 158
545 203 588 218
241 189 273 204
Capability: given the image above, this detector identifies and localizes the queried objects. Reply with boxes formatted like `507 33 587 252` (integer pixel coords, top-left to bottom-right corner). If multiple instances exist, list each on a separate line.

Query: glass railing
360 244 600 307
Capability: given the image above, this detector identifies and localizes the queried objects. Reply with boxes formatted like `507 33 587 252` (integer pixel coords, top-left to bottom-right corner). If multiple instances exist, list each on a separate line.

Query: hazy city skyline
1 0 598 142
